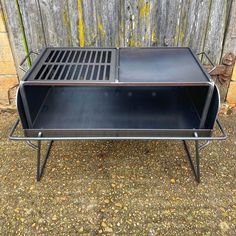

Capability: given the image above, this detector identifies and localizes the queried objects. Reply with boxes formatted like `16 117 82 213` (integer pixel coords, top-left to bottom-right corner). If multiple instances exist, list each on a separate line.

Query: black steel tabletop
22 47 212 86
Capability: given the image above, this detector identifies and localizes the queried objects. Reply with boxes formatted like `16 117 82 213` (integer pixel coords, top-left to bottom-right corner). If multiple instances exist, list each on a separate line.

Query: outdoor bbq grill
10 47 227 182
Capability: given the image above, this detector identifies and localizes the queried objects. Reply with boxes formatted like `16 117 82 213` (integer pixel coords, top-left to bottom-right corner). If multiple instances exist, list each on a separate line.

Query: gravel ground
0 111 235 235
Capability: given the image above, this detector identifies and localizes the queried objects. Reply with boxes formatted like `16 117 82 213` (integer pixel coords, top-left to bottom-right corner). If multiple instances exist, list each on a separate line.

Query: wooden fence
1 0 235 79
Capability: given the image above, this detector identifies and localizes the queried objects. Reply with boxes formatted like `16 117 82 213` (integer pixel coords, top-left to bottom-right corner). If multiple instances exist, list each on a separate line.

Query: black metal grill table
10 47 227 182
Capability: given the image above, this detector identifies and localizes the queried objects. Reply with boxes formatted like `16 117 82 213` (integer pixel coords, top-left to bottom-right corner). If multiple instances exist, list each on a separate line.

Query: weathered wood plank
178 0 211 53
222 0 236 56
118 0 125 47
67 0 79 46
136 0 151 46
124 0 139 46
203 0 229 64
39 0 73 46
17 0 46 59
124 0 157 47
1 0 26 78
155 0 182 47
81 0 99 46
95 0 119 47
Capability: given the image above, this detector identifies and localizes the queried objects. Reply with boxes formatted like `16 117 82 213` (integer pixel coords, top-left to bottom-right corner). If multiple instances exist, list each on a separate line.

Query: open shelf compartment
17 85 219 138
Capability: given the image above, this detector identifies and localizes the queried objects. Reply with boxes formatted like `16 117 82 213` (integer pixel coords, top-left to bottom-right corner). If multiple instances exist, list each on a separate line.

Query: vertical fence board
118 0 125 47
95 0 119 47
203 0 229 64
39 0 72 46
1 0 26 78
18 0 45 58
222 0 236 56
67 0 79 46
124 0 157 47
81 0 98 46
155 0 182 47
124 0 139 47
178 0 211 53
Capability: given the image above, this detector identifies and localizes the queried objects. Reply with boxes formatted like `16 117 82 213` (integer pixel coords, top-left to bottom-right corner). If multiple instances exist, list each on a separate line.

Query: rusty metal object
204 53 235 84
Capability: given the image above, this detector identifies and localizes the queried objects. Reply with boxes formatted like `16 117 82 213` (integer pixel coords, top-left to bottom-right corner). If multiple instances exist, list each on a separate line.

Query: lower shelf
32 87 200 130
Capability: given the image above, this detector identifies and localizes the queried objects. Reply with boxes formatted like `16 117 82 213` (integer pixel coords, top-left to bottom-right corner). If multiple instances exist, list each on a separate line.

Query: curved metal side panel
16 86 28 129
205 85 220 129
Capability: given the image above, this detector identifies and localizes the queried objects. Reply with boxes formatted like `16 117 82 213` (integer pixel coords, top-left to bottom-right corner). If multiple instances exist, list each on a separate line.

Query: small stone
104 199 110 204
170 178 176 184
105 227 113 233
52 215 57 221
111 183 116 188
101 221 107 228
124 206 128 211
219 221 230 232
115 203 122 208
79 226 84 232
14 208 20 213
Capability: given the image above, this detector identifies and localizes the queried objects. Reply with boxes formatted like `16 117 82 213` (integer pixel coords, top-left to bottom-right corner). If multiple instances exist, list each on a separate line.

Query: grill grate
30 48 115 82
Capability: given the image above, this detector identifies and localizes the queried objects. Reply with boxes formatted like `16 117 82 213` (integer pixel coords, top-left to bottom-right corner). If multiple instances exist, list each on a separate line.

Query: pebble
115 203 122 208
101 222 107 228
219 221 230 232
105 227 113 233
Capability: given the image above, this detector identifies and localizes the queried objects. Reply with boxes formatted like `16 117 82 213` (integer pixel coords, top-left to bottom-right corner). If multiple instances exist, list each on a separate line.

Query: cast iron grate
31 49 115 81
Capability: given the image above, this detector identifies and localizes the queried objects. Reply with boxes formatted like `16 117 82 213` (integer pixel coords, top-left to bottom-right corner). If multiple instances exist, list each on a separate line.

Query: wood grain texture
38 0 73 46
17 0 45 58
178 0 211 53
203 0 229 64
155 0 182 47
222 0 236 56
1 0 26 78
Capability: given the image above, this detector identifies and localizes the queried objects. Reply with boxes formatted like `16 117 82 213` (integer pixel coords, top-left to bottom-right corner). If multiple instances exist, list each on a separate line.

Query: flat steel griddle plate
119 48 211 84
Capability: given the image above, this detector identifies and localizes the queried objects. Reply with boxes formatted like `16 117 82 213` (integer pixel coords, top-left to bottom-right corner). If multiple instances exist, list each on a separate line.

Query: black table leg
183 136 200 183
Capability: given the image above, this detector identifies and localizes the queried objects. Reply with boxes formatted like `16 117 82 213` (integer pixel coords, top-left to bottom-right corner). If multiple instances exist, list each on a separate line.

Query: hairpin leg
183 132 201 183
36 132 53 181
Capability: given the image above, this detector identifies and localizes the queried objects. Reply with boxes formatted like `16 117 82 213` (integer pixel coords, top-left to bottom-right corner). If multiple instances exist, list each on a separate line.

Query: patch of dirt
0 111 235 235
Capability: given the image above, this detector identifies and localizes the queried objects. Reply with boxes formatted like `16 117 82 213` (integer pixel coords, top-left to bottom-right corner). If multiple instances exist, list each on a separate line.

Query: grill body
17 47 219 139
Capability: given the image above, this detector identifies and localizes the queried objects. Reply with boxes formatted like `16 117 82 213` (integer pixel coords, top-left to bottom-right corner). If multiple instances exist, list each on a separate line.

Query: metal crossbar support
9 119 227 182
36 132 53 181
